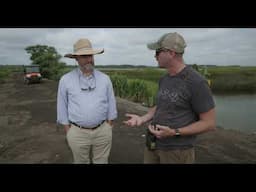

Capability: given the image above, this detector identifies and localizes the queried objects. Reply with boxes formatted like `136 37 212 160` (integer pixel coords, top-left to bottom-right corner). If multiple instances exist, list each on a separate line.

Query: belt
69 120 105 130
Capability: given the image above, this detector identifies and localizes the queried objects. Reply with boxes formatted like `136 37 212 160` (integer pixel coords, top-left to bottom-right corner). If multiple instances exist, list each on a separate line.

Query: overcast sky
0 28 255 67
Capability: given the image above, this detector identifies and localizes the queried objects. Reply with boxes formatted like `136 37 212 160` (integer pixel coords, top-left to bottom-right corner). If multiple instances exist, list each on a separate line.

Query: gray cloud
0 28 255 66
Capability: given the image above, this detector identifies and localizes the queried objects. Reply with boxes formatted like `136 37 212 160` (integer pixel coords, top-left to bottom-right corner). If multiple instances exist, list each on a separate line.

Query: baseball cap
147 32 186 53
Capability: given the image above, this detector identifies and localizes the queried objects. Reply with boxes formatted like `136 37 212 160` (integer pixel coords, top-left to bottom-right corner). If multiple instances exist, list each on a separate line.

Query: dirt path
0 72 256 163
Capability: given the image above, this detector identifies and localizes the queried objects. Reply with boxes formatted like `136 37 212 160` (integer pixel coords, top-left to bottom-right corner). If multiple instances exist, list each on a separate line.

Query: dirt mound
0 72 256 163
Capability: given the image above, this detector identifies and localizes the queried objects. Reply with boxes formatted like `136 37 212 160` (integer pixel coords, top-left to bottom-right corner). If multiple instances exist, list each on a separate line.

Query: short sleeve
191 80 215 114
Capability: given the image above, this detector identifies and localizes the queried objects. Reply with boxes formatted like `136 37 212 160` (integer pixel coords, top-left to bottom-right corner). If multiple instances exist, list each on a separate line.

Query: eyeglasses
79 75 96 91
81 86 95 91
155 48 171 57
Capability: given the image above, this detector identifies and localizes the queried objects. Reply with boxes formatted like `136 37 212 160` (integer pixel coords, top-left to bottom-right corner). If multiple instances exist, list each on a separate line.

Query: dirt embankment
0 72 256 163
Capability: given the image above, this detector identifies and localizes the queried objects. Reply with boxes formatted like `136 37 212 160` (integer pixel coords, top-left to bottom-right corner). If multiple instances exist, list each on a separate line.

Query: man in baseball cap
124 32 216 164
147 32 187 54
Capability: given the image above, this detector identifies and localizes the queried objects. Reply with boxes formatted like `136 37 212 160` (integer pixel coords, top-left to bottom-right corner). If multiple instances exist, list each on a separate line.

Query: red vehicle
23 65 42 84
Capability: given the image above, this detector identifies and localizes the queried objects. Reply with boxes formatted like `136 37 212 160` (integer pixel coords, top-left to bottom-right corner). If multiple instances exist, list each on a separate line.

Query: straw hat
64 38 104 58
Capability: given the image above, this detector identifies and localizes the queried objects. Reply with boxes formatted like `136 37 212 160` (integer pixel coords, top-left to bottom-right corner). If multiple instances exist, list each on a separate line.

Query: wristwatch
175 128 181 136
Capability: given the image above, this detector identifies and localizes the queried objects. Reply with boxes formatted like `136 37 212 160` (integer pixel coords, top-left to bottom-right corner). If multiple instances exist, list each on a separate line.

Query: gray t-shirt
152 65 215 150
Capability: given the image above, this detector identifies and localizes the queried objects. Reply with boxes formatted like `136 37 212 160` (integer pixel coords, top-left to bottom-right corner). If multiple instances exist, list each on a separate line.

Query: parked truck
23 65 42 84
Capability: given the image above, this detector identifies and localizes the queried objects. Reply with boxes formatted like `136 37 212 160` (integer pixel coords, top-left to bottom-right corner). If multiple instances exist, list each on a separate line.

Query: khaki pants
66 121 112 164
144 147 195 164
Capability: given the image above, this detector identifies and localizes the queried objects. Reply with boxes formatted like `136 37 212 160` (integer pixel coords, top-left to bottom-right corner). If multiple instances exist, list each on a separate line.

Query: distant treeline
96 64 156 68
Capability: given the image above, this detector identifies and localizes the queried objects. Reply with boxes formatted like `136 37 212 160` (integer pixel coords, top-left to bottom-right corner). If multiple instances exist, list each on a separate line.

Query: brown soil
0 72 256 164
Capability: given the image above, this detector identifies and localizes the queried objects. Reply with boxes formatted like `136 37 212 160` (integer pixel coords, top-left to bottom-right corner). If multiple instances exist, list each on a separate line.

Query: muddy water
214 94 256 133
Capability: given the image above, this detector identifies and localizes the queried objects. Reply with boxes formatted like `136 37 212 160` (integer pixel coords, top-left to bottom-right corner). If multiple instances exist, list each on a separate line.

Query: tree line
25 44 213 82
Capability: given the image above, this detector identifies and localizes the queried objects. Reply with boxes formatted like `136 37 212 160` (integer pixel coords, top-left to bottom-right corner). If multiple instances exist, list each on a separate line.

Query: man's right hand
64 124 71 133
123 113 144 126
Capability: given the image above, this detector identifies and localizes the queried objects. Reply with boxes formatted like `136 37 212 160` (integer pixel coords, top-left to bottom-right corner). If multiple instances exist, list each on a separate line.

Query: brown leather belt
70 120 105 130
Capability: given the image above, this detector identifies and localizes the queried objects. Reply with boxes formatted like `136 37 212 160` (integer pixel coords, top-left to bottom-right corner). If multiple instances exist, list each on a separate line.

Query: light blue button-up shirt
57 68 117 127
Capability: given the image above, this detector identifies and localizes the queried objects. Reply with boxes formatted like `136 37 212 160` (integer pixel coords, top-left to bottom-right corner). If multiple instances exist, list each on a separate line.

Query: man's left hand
148 124 175 139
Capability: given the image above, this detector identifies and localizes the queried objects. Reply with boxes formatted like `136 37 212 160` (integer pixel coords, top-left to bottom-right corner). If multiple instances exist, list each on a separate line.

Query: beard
80 63 94 72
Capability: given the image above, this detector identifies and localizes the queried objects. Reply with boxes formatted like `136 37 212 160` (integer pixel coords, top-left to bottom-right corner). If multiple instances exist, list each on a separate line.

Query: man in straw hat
124 32 216 163
57 38 117 164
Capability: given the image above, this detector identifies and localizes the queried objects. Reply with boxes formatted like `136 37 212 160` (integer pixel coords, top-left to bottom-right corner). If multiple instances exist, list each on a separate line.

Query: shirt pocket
67 86 81 98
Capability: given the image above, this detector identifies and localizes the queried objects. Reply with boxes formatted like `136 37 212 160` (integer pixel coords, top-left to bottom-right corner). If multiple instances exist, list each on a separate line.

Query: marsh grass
108 66 256 106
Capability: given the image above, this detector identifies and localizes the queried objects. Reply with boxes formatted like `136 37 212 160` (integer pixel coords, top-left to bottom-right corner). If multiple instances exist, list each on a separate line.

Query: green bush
110 74 129 98
0 68 11 82
144 81 158 107
128 79 149 102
